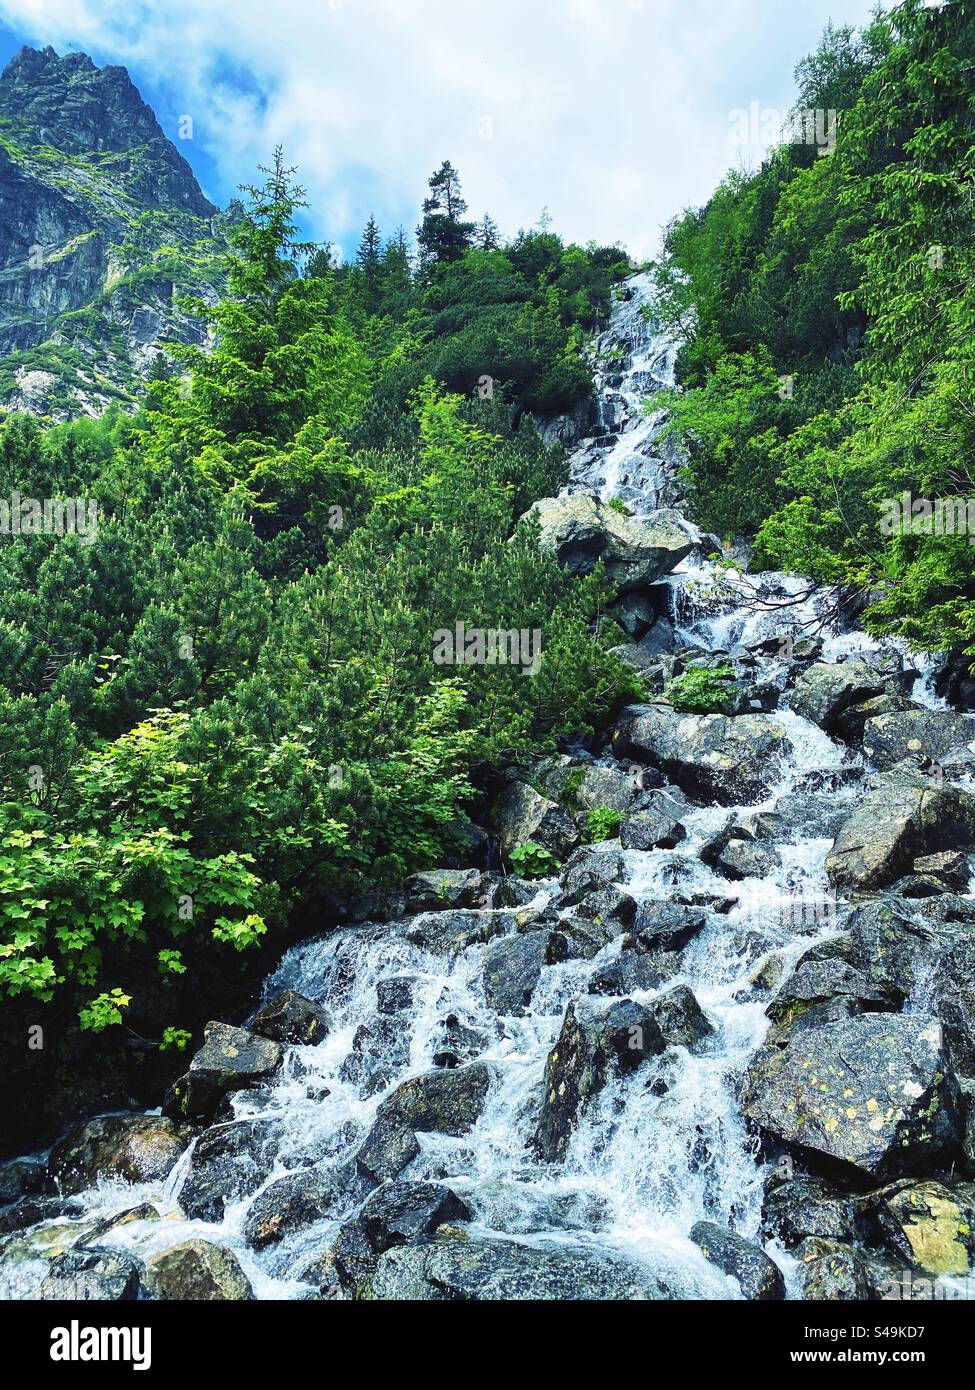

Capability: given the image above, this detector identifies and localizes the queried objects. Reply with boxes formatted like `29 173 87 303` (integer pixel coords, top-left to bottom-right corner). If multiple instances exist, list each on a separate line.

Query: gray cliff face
0 45 227 419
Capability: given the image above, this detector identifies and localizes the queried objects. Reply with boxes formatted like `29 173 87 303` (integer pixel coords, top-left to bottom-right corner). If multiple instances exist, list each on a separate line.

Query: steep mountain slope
0 45 229 418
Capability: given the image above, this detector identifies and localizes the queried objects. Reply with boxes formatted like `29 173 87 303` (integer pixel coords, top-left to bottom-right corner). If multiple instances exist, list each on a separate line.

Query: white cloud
0 0 882 257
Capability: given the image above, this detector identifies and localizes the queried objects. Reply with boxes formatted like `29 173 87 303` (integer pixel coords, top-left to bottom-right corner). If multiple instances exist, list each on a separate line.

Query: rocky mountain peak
0 45 225 419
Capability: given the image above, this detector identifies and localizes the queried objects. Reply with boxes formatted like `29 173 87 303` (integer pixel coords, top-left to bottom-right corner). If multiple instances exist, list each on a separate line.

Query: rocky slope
0 45 228 419
3 276 975 1303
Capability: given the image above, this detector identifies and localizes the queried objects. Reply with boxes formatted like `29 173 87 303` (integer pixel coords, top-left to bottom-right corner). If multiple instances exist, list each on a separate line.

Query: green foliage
666 665 736 714
79 987 131 1033
509 842 560 879
0 152 636 1028
584 806 624 842
160 1025 192 1052
650 0 975 659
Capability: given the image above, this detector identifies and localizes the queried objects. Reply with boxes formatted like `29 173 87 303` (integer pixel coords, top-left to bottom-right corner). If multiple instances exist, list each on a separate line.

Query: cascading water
2 272 968 1301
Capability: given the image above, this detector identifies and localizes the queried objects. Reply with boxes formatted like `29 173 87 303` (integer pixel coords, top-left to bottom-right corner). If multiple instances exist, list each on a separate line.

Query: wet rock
163 1022 283 1122
788 662 887 734
78 1204 159 1248
862 710 975 771
432 1013 490 1069
376 1063 494 1139
355 1116 420 1185
630 900 709 953
524 492 694 591
558 842 624 894
620 793 687 851
34 1247 142 1301
762 1175 858 1247
794 1237 871 1300
482 930 566 1015
706 833 780 882
146 1239 254 1299
825 772 975 894
251 990 332 1046
767 959 890 1028
359 1181 472 1256
860 1179 975 1276
0 1194 86 1234
647 985 714 1050
613 704 789 805
404 868 484 913
0 1159 46 1205
834 693 915 745
689 1221 785 1300
178 1118 282 1222
534 997 665 1162
50 1113 191 1195
742 1013 963 1183
243 1169 339 1250
491 781 579 858
404 908 516 955
914 851 971 893
483 875 538 910
340 1019 409 1097
771 790 850 841
588 952 675 996
362 1232 666 1300
376 976 420 1015
559 883 637 935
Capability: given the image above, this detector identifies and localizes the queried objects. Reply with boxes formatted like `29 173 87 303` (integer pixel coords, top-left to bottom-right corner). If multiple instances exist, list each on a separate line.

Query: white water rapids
1 272 962 1301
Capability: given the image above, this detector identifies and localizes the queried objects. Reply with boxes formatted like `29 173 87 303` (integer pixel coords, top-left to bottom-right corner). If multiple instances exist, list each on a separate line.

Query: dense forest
652 0 975 655
0 151 637 1046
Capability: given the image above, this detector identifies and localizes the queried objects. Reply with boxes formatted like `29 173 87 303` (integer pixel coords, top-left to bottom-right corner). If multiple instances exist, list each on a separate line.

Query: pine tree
474 213 501 251
417 160 475 268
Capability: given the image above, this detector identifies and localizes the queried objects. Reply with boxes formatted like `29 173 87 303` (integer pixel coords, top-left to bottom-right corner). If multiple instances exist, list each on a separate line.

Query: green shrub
665 665 736 714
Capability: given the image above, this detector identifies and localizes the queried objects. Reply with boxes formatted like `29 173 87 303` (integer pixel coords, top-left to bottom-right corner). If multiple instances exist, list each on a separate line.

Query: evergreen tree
356 214 383 313
417 160 475 268
474 213 501 251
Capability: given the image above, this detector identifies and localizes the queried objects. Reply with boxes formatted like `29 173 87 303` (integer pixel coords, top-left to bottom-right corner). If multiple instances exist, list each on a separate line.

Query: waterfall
1 271 963 1302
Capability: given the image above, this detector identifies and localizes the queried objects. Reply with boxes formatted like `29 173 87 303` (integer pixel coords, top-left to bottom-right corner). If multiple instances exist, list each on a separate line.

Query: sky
0 0 885 262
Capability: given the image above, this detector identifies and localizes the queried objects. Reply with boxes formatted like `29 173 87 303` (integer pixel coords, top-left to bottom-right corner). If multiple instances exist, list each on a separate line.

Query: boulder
376 1062 494 1138
834 693 915 744
524 493 694 592
145 1239 254 1300
358 1181 472 1254
558 842 624 894
825 772 975 894
630 900 709 953
647 985 714 1049
0 1158 46 1205
481 931 566 1015
34 1247 142 1301
355 1116 420 1185
588 951 676 997
534 997 665 1162
243 1169 339 1249
164 1022 283 1121
251 990 332 1046
404 868 483 913
362 1232 669 1301
77 1204 159 1249
404 908 516 955
491 782 579 858
742 1014 963 1182
620 793 687 851
178 1118 282 1222
793 1237 871 1300
689 1221 785 1300
762 1175 858 1247
788 662 887 733
50 1114 191 1195
862 710 975 771
702 829 780 882
860 1179 975 1277
914 851 971 893
767 959 890 1028
613 704 789 805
